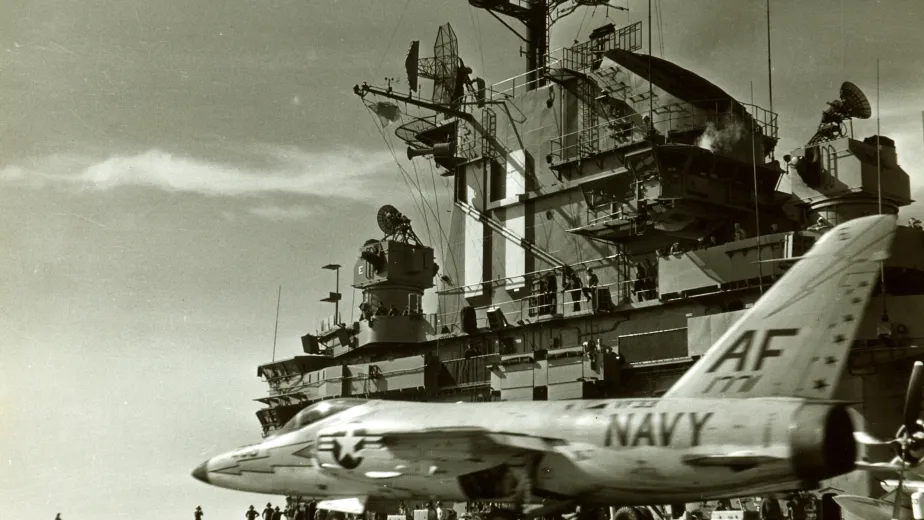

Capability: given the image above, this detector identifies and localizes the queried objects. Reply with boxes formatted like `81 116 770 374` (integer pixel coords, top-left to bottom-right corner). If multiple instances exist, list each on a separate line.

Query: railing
486 58 562 101
433 273 660 332
559 21 644 70
439 355 493 389
548 99 779 166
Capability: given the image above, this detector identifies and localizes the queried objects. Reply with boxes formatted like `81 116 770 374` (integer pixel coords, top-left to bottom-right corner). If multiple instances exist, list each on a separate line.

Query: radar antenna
376 205 422 246
405 24 473 114
807 81 872 145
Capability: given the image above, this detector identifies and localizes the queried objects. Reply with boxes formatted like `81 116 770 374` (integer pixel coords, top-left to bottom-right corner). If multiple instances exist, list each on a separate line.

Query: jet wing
882 479 924 493
680 452 786 471
379 427 566 461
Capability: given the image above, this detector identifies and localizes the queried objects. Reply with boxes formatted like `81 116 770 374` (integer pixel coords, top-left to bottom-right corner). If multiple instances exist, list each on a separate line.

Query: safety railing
433 274 659 331
559 21 643 70
486 58 562 100
439 355 493 389
548 99 779 166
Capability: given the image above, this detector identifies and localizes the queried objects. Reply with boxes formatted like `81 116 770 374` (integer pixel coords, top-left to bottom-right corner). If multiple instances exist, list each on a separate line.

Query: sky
0 1 922 519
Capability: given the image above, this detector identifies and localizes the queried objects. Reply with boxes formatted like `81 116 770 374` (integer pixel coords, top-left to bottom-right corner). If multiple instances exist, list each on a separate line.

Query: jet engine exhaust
789 403 857 482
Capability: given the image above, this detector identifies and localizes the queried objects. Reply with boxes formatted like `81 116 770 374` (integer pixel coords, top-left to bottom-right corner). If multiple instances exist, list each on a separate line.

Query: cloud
0 146 398 201
247 204 319 220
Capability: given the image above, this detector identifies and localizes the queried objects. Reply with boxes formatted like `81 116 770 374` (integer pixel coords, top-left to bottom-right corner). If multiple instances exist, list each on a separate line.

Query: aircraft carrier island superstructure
251 3 923 516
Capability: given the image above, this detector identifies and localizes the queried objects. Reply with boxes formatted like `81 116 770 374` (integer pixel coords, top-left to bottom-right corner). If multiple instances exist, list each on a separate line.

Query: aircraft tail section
662 215 897 399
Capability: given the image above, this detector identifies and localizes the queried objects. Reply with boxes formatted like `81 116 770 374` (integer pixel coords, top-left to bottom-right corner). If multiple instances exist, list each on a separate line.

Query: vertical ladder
578 77 599 156
481 107 498 160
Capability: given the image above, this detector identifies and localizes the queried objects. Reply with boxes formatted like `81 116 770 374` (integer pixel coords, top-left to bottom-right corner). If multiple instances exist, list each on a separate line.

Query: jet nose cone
192 460 210 484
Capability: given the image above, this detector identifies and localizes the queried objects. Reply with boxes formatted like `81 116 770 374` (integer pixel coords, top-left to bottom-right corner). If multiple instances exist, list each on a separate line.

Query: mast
469 0 548 91
648 0 653 130
525 0 548 90
766 0 773 118
271 285 281 363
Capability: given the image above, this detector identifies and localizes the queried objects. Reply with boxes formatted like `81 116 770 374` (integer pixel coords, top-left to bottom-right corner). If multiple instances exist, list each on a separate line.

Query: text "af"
706 328 800 374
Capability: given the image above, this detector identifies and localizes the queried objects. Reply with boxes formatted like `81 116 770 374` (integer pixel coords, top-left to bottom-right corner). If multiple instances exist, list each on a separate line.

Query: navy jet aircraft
193 214 911 520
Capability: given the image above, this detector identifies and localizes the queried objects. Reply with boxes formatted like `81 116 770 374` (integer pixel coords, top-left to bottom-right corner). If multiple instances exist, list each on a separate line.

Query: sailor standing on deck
582 268 598 307
247 506 261 520
733 222 747 241
544 270 558 314
195 506 204 520
878 314 895 347
295 499 308 520
264 503 276 520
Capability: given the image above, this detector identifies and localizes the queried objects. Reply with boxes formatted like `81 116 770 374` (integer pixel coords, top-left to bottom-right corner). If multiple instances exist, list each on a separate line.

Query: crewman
642 259 657 300
633 262 646 302
358 302 372 321
272 505 284 520
544 271 558 314
195 506 204 520
55 515 62 520
538 279 549 314
309 499 318 520
878 314 895 347
264 503 276 520
374 303 386 316
733 222 746 241
759 497 783 520
247 505 261 520
583 268 599 306
562 266 582 312
388 305 399 316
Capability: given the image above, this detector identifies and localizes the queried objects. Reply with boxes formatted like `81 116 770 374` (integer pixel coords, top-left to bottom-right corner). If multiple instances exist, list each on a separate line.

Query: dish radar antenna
376 205 422 246
807 81 872 145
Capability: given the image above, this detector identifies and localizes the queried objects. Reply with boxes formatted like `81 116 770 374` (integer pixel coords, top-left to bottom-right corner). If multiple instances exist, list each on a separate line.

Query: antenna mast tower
468 0 620 91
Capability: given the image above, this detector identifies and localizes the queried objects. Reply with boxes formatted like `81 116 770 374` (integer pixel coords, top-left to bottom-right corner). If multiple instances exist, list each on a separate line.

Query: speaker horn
407 142 454 160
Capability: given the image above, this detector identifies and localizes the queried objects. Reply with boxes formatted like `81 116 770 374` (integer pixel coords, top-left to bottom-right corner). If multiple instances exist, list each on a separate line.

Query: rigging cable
426 158 449 272
373 0 413 79
364 108 429 229
407 148 435 245
363 107 463 290
468 5 487 79
654 0 665 57
575 6 591 42
271 285 281 362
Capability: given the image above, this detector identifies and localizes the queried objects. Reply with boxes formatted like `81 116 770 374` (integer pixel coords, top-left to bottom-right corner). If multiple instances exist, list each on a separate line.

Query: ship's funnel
407 143 453 160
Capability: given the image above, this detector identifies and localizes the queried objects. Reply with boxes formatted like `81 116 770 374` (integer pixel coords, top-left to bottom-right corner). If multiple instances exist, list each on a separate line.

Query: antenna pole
876 59 882 216
766 0 774 154
876 59 886 314
271 285 282 363
648 0 653 133
751 81 763 295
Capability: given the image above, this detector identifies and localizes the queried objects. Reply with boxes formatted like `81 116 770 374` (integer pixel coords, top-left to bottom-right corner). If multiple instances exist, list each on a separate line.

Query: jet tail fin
662 215 897 399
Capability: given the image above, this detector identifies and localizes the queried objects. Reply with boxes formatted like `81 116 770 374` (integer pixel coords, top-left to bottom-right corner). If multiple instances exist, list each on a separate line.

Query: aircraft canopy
273 398 368 437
